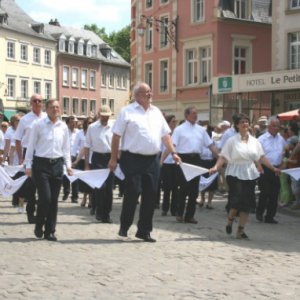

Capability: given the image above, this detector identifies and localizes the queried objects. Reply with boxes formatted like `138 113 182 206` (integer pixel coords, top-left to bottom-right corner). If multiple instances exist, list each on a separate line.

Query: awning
277 109 300 121
3 110 17 122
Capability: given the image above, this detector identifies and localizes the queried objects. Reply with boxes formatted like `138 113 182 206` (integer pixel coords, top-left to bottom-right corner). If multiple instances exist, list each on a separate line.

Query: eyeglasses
1 125 7 128
33 99 42 104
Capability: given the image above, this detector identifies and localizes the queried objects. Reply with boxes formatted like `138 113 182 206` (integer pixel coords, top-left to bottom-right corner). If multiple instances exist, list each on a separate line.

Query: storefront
211 69 300 125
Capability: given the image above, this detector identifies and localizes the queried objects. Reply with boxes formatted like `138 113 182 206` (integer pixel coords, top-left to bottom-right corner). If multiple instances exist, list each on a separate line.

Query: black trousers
161 163 178 215
32 156 64 235
23 148 36 217
257 166 280 220
119 151 160 234
177 154 202 219
91 152 113 221
226 175 256 213
62 157 79 200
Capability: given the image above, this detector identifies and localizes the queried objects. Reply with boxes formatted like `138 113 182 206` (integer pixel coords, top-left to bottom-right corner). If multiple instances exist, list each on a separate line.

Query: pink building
131 0 272 124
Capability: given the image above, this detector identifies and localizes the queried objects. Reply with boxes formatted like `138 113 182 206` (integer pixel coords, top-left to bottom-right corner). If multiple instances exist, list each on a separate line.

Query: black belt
122 151 158 158
179 153 199 157
93 152 111 157
34 156 63 164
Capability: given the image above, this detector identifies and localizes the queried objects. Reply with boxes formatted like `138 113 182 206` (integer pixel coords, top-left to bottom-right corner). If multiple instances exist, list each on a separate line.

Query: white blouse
221 133 264 180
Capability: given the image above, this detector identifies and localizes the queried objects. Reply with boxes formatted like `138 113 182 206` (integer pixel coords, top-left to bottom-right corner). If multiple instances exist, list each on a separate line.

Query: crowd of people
0 81 299 242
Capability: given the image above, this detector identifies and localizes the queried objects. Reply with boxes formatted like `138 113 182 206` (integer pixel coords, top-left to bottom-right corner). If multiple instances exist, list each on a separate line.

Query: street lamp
137 14 178 52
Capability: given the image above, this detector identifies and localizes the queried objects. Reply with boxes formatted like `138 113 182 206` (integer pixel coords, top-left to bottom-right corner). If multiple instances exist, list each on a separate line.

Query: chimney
49 18 60 26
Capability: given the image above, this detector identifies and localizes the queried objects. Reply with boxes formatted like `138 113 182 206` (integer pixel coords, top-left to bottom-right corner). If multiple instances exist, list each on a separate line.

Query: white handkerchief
281 168 300 180
3 165 25 177
72 169 110 189
114 164 125 180
199 173 218 191
180 163 209 181
0 167 28 197
65 169 81 183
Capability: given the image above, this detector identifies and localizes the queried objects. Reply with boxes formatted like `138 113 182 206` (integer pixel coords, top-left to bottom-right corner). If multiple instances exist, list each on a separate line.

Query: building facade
0 0 56 118
131 0 272 124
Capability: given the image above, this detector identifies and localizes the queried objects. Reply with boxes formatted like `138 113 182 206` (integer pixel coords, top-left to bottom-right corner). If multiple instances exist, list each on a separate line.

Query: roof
44 23 130 67
219 0 272 23
0 0 54 41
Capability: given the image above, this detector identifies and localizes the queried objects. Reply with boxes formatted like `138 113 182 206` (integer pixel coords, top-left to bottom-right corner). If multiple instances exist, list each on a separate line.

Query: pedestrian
256 116 286 223
84 105 114 223
211 113 280 239
14 94 46 224
108 82 181 242
25 99 72 241
62 115 79 203
172 106 218 224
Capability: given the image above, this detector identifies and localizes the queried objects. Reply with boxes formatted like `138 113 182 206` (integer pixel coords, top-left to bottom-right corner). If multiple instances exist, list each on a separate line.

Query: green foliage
84 24 130 63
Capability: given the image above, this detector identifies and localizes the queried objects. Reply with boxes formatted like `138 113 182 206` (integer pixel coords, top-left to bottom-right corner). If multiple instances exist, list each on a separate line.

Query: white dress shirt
68 128 78 154
14 111 47 148
218 127 237 150
71 129 86 157
24 117 71 168
4 127 18 165
112 102 170 155
85 121 112 153
172 121 212 154
221 133 264 180
258 132 285 166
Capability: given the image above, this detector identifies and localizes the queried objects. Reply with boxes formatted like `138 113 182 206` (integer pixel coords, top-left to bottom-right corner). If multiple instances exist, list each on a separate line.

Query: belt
122 151 158 158
179 153 199 157
34 156 63 164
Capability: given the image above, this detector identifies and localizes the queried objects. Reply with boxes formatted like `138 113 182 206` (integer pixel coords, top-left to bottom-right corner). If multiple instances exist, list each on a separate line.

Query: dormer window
68 37 75 54
86 40 92 57
59 35 66 52
100 44 112 58
0 13 8 25
91 45 97 57
32 23 44 34
77 39 84 55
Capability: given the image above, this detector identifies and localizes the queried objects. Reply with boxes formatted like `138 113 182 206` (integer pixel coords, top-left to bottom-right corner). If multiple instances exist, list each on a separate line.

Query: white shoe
17 207 23 213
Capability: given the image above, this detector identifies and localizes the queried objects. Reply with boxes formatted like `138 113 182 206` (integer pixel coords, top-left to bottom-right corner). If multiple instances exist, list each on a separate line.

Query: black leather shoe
27 215 36 224
71 198 78 203
34 227 43 239
62 194 69 201
101 217 113 224
264 218 278 224
44 233 57 241
118 228 128 237
135 232 156 242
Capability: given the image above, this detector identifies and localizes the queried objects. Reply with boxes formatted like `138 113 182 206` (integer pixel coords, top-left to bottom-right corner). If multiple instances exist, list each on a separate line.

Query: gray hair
132 81 149 99
267 115 279 126
184 106 196 118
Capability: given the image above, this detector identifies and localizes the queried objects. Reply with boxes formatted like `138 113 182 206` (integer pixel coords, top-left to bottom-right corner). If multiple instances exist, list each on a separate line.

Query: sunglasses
33 99 42 104
1 125 7 128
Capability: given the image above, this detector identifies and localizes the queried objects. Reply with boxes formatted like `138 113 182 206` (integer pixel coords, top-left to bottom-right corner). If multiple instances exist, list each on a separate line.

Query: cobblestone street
0 193 299 300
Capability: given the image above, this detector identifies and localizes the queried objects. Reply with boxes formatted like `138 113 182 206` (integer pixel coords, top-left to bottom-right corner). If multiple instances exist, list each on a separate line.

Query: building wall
0 28 56 112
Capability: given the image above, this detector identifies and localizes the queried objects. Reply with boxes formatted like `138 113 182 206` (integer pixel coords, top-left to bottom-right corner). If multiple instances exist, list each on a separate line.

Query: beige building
0 0 56 119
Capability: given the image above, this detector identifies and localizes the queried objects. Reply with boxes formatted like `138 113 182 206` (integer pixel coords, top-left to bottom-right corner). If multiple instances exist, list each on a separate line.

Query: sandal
225 217 235 235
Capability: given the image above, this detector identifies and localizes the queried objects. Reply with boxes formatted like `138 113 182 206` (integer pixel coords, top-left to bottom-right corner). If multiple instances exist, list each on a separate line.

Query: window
192 0 204 22
109 99 114 114
78 40 84 55
68 40 74 54
21 79 28 98
81 99 87 114
145 63 153 88
20 44 28 61
234 0 248 19
81 69 87 88
161 0 168 3
101 73 107 87
234 46 247 74
63 97 70 114
45 82 52 99
72 98 79 114
59 38 65 52
186 49 198 85
146 0 152 8
290 0 300 9
160 60 168 92
289 32 300 69
90 70 96 89
34 81 41 94
45 50 51 65
86 43 92 57
7 78 15 97
63 66 69 86
122 75 127 89
145 22 153 51
117 75 122 88
33 47 41 64
109 73 114 88
72 68 79 87
102 98 107 106
160 16 169 48
7 41 15 59
200 47 211 83
90 100 96 113
92 45 97 57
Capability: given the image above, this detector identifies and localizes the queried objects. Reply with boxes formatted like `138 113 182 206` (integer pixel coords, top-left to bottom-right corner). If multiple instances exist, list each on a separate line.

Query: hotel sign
239 71 300 92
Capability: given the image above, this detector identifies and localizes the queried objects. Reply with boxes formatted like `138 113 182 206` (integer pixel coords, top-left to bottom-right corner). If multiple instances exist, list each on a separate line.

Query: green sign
218 77 232 92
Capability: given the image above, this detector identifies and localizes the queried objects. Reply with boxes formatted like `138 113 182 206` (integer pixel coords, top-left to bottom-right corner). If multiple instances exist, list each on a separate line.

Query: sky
15 0 131 33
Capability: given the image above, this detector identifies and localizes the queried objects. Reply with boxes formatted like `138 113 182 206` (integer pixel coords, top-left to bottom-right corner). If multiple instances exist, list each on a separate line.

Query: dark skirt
200 159 218 192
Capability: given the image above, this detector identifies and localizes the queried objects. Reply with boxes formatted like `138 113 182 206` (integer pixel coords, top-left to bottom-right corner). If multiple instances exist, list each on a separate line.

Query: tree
84 24 130 63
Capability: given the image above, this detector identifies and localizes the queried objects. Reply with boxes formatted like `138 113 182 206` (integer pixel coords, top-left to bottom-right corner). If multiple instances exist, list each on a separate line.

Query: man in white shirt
14 94 46 224
62 115 79 203
84 105 113 223
25 99 72 241
108 82 181 242
257 116 285 224
172 107 219 224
